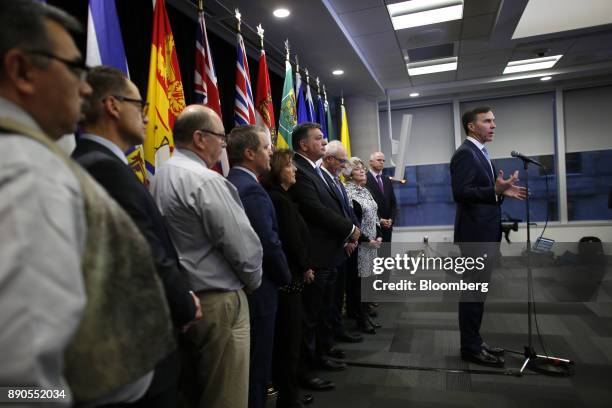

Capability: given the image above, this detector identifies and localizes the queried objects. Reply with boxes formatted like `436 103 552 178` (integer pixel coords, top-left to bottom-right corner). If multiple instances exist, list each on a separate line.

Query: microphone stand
514 159 573 376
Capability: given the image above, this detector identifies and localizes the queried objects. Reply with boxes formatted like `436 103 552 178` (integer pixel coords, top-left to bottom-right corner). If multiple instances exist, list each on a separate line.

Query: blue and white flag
317 93 327 140
305 77 315 123
86 0 129 74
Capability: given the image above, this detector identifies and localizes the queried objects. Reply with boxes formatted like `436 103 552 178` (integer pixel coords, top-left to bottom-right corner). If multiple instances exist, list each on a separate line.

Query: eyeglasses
112 95 149 116
331 156 349 165
199 128 227 143
25 50 90 82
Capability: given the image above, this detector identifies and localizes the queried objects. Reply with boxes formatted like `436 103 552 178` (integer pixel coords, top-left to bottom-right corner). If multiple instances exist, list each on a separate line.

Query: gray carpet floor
301 301 612 408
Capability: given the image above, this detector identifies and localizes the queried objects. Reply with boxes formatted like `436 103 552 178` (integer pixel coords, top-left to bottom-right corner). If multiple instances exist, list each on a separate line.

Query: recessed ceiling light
503 55 562 74
407 57 458 76
409 92 420 97
332 69 344 76
273 8 290 18
387 0 463 30
540 76 552 81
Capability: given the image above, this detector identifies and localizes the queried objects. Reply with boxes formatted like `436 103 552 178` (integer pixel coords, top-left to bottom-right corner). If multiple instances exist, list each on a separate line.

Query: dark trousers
300 267 336 371
331 263 347 336
249 300 278 408
458 244 495 355
459 301 485 355
345 249 360 319
273 291 303 408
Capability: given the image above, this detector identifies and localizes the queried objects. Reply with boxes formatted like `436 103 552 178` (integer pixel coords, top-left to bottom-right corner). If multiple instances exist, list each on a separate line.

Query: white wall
344 95 380 160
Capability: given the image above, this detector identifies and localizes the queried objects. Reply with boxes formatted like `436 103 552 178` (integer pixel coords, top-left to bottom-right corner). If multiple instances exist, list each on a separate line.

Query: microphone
388 176 407 184
511 151 544 167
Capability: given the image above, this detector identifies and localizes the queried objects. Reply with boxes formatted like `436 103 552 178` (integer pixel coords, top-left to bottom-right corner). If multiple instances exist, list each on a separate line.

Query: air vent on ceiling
405 43 455 62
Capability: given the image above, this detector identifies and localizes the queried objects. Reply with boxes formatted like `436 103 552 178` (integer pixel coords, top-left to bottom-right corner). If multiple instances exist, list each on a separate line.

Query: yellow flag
143 0 185 182
340 101 352 157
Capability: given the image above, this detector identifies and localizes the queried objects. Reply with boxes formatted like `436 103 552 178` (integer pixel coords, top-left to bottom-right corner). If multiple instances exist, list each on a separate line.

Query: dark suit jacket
72 137 197 397
450 139 502 243
289 153 353 269
366 172 397 222
72 139 196 324
227 167 290 316
267 184 311 283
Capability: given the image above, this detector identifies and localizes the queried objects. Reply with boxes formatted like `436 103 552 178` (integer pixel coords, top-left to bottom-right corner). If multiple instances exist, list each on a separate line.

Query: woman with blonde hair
342 157 382 333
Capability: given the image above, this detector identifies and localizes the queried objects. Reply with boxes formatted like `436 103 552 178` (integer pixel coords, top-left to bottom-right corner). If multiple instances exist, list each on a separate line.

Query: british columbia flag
234 32 256 125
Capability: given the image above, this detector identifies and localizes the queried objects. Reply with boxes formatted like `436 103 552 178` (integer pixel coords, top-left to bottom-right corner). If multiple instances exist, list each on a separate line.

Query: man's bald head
173 105 221 147
369 151 385 172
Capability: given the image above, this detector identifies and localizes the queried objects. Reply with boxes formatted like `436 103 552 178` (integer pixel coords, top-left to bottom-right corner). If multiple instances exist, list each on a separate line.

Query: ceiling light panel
502 55 563 74
407 56 458 75
513 0 612 39
388 0 464 30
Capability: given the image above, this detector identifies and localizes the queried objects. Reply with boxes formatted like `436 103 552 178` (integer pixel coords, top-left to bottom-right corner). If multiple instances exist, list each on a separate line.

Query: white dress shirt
150 148 263 292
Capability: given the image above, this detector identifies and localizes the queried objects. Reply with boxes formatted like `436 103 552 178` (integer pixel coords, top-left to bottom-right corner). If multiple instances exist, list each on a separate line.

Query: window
379 104 455 226
564 86 612 221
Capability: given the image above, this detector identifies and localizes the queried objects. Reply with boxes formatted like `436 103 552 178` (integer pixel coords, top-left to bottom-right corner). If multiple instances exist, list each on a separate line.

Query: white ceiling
200 0 612 102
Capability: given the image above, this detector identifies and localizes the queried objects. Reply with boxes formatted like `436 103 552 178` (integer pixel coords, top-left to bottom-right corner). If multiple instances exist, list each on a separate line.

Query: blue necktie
481 147 494 180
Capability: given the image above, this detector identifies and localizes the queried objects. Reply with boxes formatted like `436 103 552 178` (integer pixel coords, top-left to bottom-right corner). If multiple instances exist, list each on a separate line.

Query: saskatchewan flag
276 59 296 149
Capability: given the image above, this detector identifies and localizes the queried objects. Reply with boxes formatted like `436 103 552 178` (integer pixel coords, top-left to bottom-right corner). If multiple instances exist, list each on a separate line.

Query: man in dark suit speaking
451 106 526 367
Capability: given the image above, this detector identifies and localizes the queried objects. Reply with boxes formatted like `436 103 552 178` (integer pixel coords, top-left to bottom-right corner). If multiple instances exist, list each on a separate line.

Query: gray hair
341 156 367 179
0 1 82 76
369 151 384 161
324 140 344 157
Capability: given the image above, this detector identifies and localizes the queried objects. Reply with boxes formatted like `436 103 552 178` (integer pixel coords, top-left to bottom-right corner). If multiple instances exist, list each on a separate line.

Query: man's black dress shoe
482 342 505 357
301 394 314 405
461 350 505 367
301 377 335 391
317 359 347 371
326 348 346 359
335 331 363 343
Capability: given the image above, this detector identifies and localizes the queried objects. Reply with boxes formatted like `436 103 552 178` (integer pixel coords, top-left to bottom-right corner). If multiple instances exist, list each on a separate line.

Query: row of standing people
0 2 400 407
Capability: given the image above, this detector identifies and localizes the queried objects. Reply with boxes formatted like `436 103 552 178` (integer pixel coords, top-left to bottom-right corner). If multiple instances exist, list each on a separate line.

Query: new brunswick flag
143 0 185 182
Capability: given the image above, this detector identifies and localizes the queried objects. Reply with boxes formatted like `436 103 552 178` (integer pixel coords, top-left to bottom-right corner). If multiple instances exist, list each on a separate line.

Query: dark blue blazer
227 167 290 316
289 154 354 269
450 139 502 243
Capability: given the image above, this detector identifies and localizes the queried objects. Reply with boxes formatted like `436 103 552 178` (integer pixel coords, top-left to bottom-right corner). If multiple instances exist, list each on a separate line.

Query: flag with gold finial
143 0 185 182
255 24 276 146
340 98 351 157
276 41 296 149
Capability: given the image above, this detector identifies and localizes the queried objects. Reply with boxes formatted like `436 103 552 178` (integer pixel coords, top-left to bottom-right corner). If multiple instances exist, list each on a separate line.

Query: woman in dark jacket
265 149 314 408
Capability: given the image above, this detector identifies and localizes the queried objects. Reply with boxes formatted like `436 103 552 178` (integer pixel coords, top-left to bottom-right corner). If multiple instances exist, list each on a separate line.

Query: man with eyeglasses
319 141 364 354
72 66 202 407
289 123 360 391
151 105 263 408
0 2 174 406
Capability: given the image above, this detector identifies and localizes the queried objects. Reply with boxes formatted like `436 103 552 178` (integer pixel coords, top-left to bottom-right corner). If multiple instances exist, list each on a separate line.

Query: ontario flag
195 8 228 175
143 0 185 182
255 48 276 147
234 32 256 126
